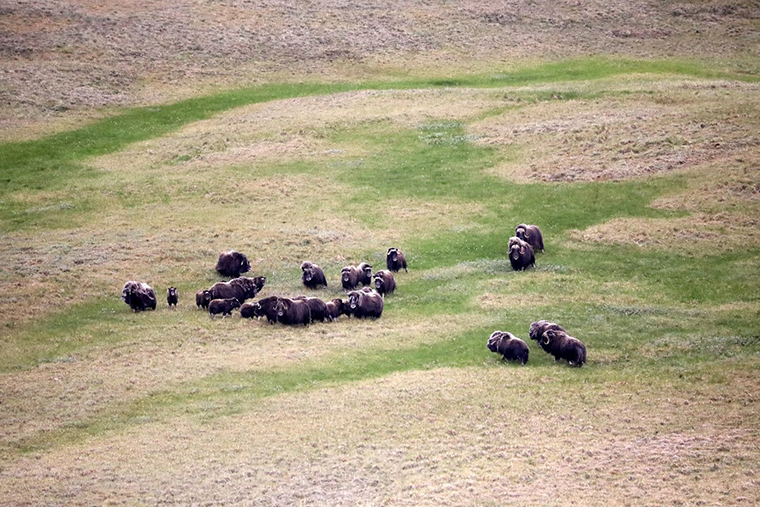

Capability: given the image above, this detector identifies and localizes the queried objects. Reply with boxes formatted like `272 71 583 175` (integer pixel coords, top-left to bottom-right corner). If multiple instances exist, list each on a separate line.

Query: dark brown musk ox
373 269 396 297
357 263 373 286
341 265 360 291
208 276 261 303
167 287 178 309
209 297 241 318
487 331 530 365
539 329 587 367
295 296 329 323
195 289 212 310
528 320 566 344
275 297 312 326
301 261 328 289
325 298 346 321
241 295 279 324
508 236 535 271
347 289 384 319
515 223 544 253
386 247 408 273
121 281 157 312
215 250 251 278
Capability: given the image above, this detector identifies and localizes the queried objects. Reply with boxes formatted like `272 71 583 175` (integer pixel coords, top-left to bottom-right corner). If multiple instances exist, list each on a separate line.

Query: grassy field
1 56 760 505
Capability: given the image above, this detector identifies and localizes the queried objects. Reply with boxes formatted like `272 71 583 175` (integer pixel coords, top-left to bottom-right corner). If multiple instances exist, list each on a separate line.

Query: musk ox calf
515 223 544 253
208 276 261 303
341 265 360 291
358 263 373 286
209 297 241 318
301 261 328 289
325 298 346 321
121 281 157 312
215 250 251 277
508 236 535 271
373 270 396 297
295 296 329 323
487 331 530 365
539 329 587 367
347 289 384 319
167 287 178 309
275 297 312 326
195 289 212 310
386 247 408 273
242 295 279 324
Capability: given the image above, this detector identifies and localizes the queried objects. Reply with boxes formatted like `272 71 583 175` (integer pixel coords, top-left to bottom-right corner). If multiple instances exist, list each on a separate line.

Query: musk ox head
487 331 503 353
347 290 362 311
358 263 373 283
301 261 315 281
515 224 528 242
387 247 400 263
341 266 354 283
508 236 527 261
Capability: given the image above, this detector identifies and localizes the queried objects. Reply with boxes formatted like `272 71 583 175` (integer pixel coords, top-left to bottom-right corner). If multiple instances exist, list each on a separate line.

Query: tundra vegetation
1 4 760 503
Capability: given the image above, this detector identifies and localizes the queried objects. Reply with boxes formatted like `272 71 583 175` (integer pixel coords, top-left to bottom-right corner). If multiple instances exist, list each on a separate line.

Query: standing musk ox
341 265 361 291
215 250 251 278
373 270 396 297
487 331 530 365
325 298 347 321
515 223 544 253
346 289 384 319
242 295 279 324
275 297 312 326
295 296 329 323
508 236 535 271
195 289 212 310
301 261 328 289
209 297 241 318
167 287 178 309
528 320 566 344
208 276 261 303
539 329 587 367
386 247 408 273
357 263 373 286
121 281 157 312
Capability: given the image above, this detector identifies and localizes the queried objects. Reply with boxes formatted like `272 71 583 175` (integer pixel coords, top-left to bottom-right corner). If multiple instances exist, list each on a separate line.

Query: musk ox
346 289 384 319
215 250 251 277
373 269 396 297
209 297 241 318
121 281 157 312
208 276 260 303
540 329 587 367
301 261 328 289
167 287 178 309
357 263 373 286
515 223 544 253
239 302 257 319
243 295 279 324
386 247 408 273
487 331 530 365
528 320 566 344
195 289 212 310
508 236 535 271
275 297 312 326
295 296 329 323
341 265 360 291
325 298 346 321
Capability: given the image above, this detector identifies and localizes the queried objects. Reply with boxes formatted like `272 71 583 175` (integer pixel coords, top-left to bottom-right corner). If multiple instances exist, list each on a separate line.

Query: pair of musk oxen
487 320 587 367
508 223 544 271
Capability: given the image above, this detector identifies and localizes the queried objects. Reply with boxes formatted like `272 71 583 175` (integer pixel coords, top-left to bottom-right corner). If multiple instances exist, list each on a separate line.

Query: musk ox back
347 289 384 319
295 296 329 322
508 236 535 271
357 263 373 286
121 281 157 312
301 261 328 289
373 270 396 297
209 297 241 318
275 297 312 326
208 277 260 303
195 289 212 310
528 320 566 343
540 329 587 367
515 223 544 253
386 247 408 273
341 265 360 291
487 331 529 365
215 250 251 277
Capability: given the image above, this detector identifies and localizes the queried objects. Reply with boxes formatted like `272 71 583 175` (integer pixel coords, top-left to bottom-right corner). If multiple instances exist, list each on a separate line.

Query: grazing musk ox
540 329 587 367
346 289 384 319
386 247 408 273
508 236 535 271
215 250 251 278
301 261 328 289
325 298 347 321
195 289 212 310
167 287 178 309
515 223 544 253
209 297 240 318
208 277 260 303
275 297 312 326
341 265 360 291
487 331 530 365
295 296 329 323
357 263 373 286
121 281 157 312
373 270 396 297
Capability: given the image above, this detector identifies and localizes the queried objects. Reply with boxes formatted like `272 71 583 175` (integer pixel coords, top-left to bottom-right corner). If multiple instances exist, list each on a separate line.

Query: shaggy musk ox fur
167 287 178 309
215 250 251 277
347 289 384 319
301 261 327 289
487 331 529 365
515 223 544 253
244 296 279 324
358 263 373 286
540 329 587 367
208 277 260 303
325 298 346 321
528 320 566 343
209 297 240 318
295 296 329 322
386 247 408 273
121 281 157 312
341 265 360 291
275 297 312 326
508 236 535 271
195 289 211 310
373 270 396 297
